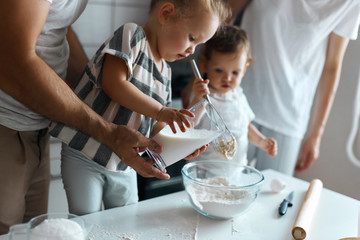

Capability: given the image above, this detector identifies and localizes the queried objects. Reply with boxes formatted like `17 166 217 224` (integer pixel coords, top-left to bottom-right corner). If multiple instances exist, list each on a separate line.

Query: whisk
190 59 237 160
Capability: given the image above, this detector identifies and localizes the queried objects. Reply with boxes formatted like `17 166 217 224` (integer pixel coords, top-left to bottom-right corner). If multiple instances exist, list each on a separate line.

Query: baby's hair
150 0 231 24
204 25 253 66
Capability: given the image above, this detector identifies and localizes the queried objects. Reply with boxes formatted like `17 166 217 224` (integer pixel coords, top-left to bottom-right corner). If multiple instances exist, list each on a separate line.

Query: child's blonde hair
204 25 253 66
150 0 231 25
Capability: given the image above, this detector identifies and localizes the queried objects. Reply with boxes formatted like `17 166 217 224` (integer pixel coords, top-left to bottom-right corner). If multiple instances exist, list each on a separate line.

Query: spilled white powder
87 197 198 240
87 223 196 240
88 224 142 240
187 176 255 219
30 218 84 240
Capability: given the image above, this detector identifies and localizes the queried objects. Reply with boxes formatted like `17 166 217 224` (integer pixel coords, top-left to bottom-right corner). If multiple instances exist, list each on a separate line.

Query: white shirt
0 0 87 131
241 0 360 138
194 87 255 165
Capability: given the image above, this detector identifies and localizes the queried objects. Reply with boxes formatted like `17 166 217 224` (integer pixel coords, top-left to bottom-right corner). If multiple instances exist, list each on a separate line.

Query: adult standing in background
0 0 167 234
228 0 360 175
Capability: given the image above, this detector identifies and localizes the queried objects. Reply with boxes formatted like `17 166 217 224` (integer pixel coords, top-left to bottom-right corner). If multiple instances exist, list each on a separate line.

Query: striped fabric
49 23 172 171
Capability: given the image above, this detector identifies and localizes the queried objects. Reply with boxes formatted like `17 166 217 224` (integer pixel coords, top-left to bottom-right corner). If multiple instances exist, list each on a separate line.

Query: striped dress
49 23 172 171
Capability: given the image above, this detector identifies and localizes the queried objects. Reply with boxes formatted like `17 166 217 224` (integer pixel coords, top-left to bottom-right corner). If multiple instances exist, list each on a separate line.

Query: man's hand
108 125 170 179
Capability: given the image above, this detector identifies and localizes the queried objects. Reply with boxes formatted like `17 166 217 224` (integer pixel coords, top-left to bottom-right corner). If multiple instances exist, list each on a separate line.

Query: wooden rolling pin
292 179 323 240
339 238 360 240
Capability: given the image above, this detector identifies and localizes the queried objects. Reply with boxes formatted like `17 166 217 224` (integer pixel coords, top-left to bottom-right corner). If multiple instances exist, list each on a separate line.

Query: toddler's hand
184 144 209 160
192 78 210 102
156 106 194 133
262 138 277 157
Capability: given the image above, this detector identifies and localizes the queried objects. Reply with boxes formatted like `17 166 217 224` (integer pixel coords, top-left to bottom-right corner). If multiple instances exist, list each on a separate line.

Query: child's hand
192 77 210 102
262 138 277 157
156 106 194 133
184 144 209 159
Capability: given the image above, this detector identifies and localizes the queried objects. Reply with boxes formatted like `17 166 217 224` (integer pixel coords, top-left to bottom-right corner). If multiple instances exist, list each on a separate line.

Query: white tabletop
1 169 359 240
83 169 359 240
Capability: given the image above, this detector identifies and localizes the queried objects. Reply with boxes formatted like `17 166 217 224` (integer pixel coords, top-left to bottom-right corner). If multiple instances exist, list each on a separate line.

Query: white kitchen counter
83 169 359 240
1 169 358 240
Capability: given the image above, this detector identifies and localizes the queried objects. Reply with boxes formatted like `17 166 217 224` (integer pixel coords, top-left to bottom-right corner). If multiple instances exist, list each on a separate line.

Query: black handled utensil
279 191 294 216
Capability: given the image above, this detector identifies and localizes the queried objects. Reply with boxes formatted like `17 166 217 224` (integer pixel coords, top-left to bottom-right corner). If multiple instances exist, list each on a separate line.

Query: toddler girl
49 0 231 215
190 25 277 165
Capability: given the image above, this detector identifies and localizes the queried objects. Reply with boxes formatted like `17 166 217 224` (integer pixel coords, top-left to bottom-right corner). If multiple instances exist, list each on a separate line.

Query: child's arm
248 124 277 157
151 121 166 138
182 48 207 108
188 77 210 108
102 54 193 133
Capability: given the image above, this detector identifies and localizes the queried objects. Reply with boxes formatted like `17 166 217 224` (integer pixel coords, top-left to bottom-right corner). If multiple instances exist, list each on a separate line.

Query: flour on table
87 218 197 240
88 224 142 240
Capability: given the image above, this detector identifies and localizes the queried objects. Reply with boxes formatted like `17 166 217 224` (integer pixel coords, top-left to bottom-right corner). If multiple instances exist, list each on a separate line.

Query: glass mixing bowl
181 160 264 220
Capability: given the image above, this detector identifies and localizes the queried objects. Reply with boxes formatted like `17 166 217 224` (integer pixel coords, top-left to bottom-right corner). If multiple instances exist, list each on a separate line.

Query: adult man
0 0 167 233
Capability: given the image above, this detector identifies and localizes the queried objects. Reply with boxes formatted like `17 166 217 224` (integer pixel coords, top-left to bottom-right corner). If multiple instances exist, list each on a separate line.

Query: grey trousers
60 143 138 216
247 122 302 176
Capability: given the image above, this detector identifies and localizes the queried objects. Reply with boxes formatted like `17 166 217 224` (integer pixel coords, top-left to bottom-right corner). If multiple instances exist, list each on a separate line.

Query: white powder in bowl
30 218 84 240
187 176 255 219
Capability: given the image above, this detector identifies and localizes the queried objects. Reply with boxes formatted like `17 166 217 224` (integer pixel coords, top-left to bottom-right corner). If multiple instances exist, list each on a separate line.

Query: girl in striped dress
49 0 231 215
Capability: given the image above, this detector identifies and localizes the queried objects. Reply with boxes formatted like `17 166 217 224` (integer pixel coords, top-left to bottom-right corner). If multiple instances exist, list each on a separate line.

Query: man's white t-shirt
241 0 360 138
0 0 87 131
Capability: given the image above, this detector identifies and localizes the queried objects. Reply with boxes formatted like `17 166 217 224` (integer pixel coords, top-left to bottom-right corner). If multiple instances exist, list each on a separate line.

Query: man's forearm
0 51 112 146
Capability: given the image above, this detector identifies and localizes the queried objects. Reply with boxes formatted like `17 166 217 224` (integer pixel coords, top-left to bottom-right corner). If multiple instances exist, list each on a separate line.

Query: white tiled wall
72 0 151 58
48 0 151 213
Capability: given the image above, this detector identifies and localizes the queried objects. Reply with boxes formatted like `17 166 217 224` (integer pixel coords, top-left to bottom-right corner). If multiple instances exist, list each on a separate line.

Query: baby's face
157 10 220 62
205 50 248 94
